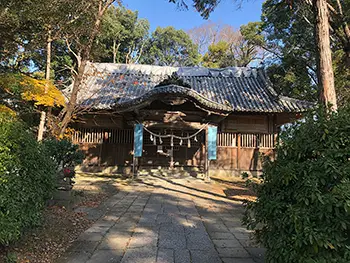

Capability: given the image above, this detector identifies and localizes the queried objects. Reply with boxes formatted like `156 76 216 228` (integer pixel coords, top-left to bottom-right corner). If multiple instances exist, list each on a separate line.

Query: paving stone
133 225 159 235
212 239 243 248
208 232 237 240
87 249 123 263
159 223 185 233
91 219 116 228
121 247 157 263
137 220 158 227
174 249 191 263
157 214 173 224
246 247 266 263
56 251 91 263
66 241 99 253
86 209 105 220
221 258 256 263
103 214 124 221
216 248 251 258
158 231 186 249
85 225 111 235
129 233 158 248
229 227 252 235
119 214 142 222
127 205 145 212
190 249 221 263
112 221 138 231
186 232 215 250
233 233 252 241
105 200 120 208
138 215 157 225
156 248 174 263
78 231 105 242
184 215 205 230
107 227 133 236
163 205 180 213
204 223 229 232
98 233 131 250
59 175 264 263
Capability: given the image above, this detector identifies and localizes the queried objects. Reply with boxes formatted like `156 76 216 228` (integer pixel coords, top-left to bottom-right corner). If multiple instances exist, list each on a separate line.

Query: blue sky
123 0 264 31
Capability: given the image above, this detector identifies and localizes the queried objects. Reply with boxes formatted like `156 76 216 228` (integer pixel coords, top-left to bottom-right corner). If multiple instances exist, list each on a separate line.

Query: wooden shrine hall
69 63 313 175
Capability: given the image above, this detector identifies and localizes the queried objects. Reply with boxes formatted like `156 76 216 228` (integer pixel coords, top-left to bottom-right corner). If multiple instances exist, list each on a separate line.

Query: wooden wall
211 148 274 171
221 114 275 133
74 113 278 172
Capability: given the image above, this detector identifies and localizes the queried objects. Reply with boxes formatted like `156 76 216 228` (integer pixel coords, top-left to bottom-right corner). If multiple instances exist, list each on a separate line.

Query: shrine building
69 63 313 175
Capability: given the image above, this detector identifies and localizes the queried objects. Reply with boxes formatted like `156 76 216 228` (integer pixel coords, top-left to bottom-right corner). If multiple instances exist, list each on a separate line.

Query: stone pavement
57 174 264 263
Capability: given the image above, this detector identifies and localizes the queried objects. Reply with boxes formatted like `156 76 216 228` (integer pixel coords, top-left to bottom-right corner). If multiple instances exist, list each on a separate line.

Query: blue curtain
134 124 143 157
208 126 217 160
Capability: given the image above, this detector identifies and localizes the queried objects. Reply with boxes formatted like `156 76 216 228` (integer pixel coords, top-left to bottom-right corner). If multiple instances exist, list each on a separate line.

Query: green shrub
243 106 350 263
0 113 56 245
42 138 84 169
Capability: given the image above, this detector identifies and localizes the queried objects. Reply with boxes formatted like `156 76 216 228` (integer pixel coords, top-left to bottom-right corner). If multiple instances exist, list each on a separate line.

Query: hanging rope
142 123 209 140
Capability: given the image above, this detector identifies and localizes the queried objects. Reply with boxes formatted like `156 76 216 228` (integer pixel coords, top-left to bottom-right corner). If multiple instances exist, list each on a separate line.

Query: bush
0 114 56 245
244 106 350 263
42 138 84 169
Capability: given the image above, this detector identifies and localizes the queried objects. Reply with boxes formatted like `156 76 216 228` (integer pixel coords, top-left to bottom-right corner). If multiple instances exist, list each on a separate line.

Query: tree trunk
37 31 52 141
113 39 116 63
59 59 87 137
58 0 115 137
313 0 338 110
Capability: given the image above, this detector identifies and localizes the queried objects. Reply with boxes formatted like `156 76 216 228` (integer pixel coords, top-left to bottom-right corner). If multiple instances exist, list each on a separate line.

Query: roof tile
73 62 314 113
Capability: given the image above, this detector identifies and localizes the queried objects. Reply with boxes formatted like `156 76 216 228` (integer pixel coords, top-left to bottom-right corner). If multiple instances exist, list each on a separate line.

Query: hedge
0 113 56 245
244 106 350 263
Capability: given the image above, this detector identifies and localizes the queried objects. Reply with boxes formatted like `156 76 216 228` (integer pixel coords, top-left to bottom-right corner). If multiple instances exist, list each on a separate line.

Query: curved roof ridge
87 62 259 78
114 84 232 113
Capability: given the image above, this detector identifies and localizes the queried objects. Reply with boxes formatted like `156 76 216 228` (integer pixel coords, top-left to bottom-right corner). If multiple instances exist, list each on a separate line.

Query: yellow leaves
0 73 65 107
20 76 65 107
0 105 16 116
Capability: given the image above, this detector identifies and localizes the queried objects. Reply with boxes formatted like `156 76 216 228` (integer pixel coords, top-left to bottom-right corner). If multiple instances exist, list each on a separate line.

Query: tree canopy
92 6 150 64
140 26 200 66
195 23 260 67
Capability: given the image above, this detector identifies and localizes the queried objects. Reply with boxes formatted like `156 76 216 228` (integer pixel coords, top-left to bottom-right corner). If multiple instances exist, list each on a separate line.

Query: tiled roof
72 62 314 113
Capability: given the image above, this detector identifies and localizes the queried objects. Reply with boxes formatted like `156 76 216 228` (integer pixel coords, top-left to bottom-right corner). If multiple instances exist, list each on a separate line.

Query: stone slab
208 232 237 240
56 251 91 263
129 233 158 248
186 232 214 250
98 234 131 250
190 249 221 263
216 248 251 258
212 239 243 248
174 249 191 263
158 231 186 249
87 249 123 263
221 258 256 263
121 247 157 263
156 248 174 263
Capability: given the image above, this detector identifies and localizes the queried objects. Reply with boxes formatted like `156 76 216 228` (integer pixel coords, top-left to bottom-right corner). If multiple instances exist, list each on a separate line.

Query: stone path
57 174 264 263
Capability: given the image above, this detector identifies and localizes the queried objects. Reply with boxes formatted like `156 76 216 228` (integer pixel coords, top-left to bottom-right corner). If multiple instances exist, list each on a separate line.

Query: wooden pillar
205 126 209 181
237 133 241 171
201 131 206 171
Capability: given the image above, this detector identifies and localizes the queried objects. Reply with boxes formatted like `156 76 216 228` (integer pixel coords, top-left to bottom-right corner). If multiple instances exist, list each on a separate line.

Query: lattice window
72 128 133 144
218 132 237 147
241 133 275 148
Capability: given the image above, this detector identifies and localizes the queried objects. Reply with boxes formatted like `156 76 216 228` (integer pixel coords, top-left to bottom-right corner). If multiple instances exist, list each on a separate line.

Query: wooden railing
72 128 276 149
218 132 276 149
